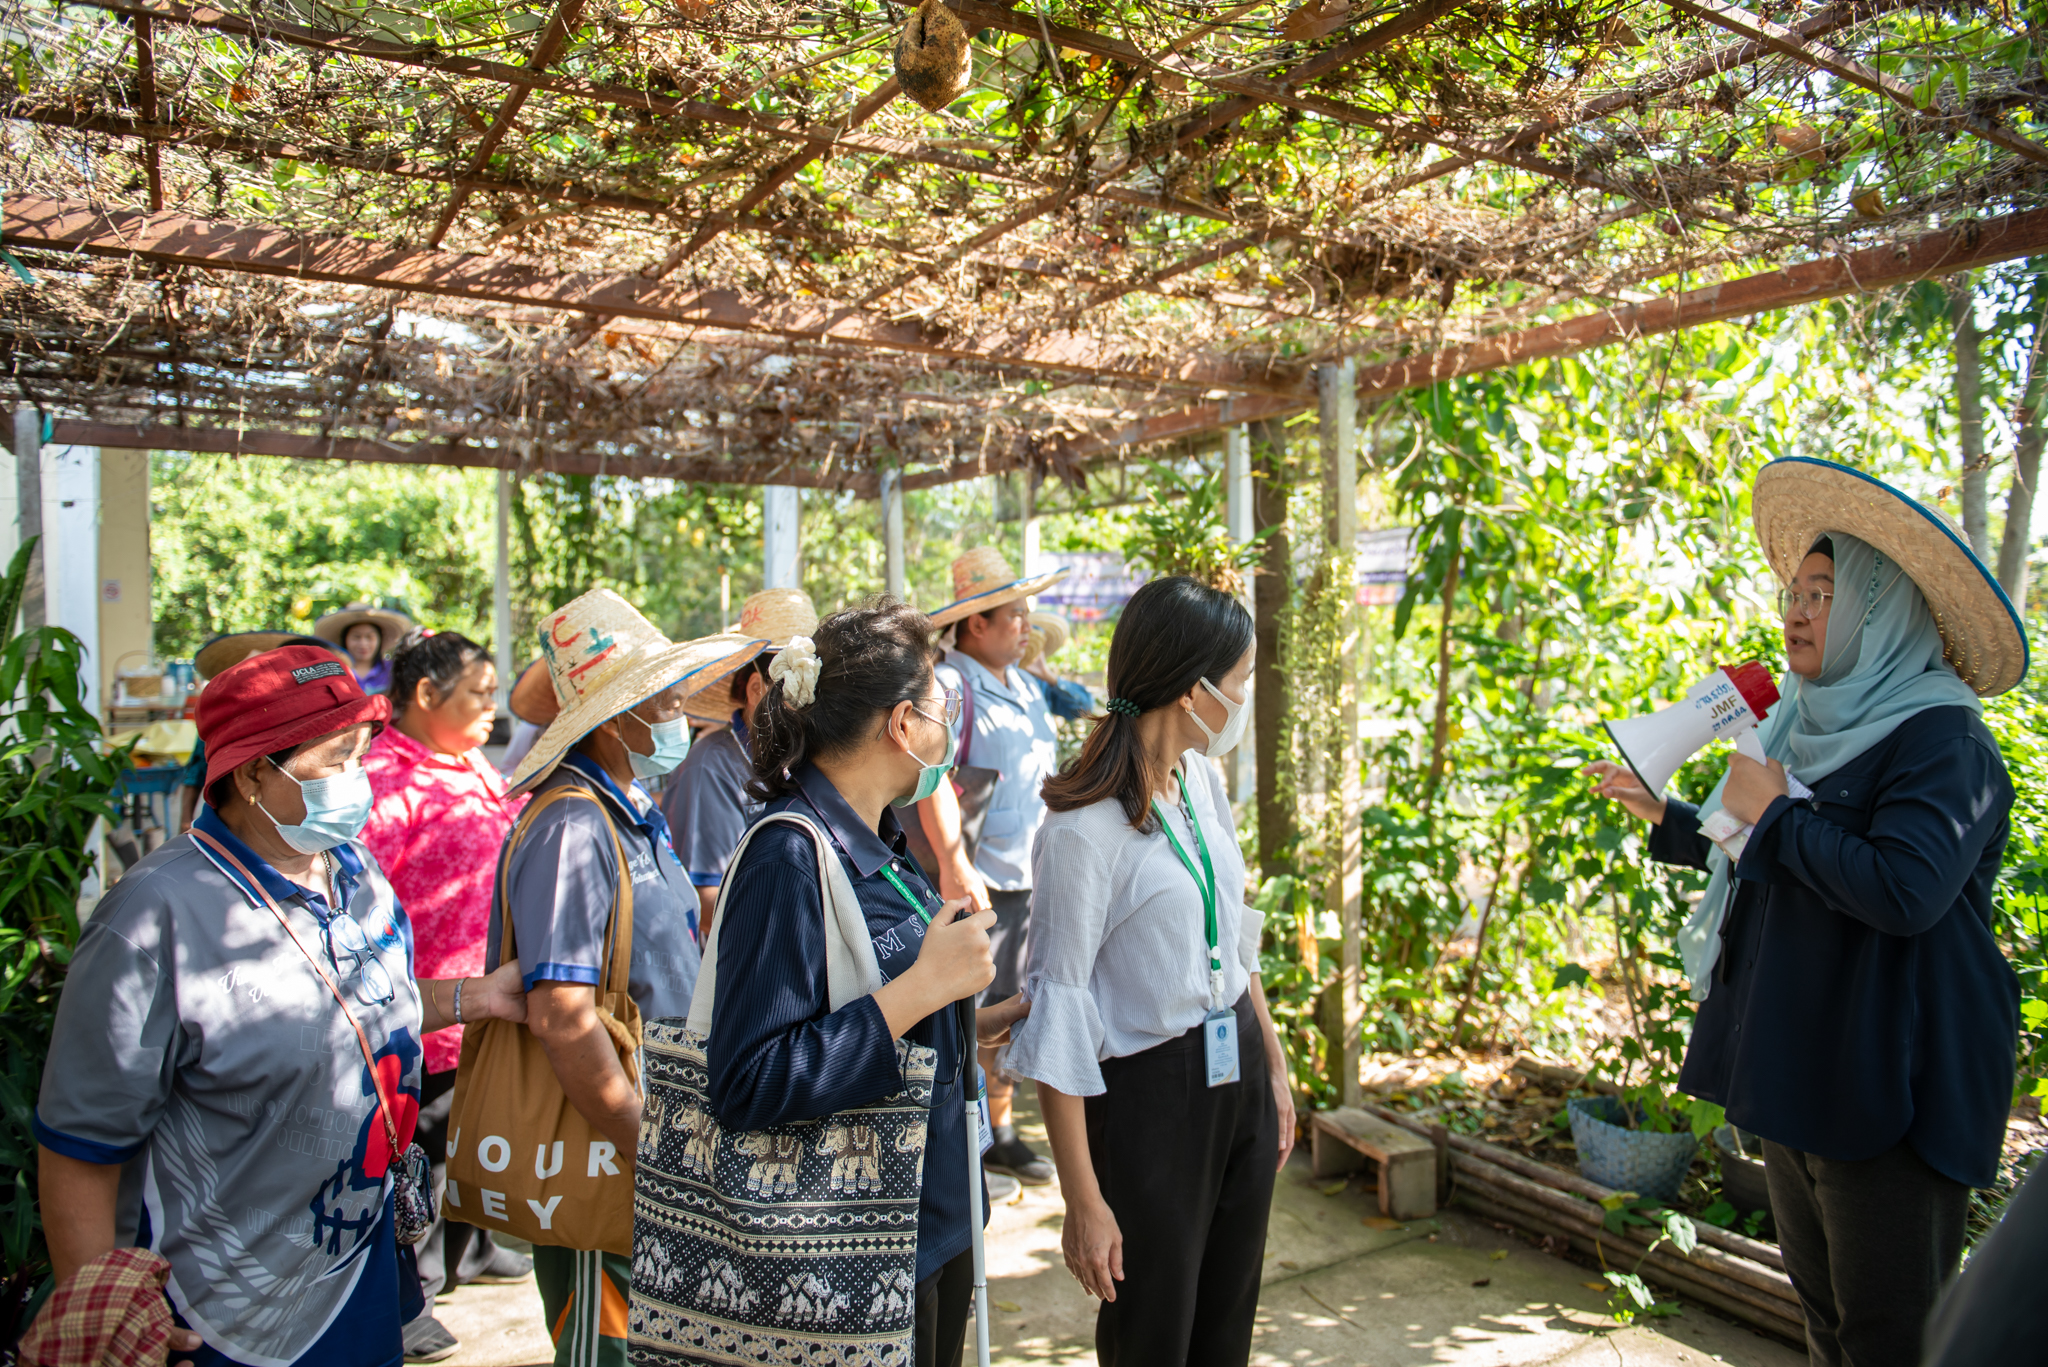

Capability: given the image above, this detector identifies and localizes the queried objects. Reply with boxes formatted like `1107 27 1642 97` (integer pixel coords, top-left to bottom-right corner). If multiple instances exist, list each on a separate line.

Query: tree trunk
1953 276 1992 558
1998 407 2041 612
1250 417 1292 876
1420 537 1462 815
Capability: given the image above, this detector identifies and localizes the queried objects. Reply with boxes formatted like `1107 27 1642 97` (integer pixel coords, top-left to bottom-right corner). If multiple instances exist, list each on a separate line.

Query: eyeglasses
1776 587 1835 621
912 688 963 730
318 907 396 1007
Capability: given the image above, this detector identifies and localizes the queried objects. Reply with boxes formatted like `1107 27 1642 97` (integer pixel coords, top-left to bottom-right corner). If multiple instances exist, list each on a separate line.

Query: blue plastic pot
1568 1095 1699 1202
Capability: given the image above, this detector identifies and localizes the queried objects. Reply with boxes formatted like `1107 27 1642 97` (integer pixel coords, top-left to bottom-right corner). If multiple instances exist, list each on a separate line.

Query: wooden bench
1309 1107 1439 1220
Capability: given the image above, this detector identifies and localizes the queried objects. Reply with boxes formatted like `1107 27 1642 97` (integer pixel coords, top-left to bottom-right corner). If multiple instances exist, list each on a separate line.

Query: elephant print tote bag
629 812 937 1367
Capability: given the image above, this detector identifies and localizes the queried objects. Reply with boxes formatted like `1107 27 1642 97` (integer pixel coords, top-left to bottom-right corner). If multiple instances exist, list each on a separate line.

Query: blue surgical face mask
628 713 693 779
261 756 373 854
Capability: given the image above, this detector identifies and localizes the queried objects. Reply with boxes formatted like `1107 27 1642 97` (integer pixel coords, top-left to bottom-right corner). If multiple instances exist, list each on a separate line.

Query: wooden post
1319 359 1362 1107
1225 425 1254 802
1248 417 1291 877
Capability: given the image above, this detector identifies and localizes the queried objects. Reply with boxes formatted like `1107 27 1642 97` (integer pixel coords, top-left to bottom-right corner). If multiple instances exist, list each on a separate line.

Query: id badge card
1203 1008 1240 1087
975 1067 995 1154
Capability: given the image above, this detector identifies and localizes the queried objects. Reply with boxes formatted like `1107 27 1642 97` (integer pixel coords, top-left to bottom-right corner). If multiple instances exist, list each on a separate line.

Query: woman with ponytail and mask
1006 575 1294 1367
703 599 1029 1367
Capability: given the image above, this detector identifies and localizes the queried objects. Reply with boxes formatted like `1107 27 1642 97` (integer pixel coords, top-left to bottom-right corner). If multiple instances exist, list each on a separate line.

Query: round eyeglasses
1776 587 1834 621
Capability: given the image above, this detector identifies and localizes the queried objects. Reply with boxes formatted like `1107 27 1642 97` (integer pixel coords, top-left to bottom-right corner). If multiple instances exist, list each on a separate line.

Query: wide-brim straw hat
507 658 557 726
195 631 344 682
1022 610 1070 668
1751 457 2029 696
685 587 821 722
509 588 766 794
926 547 1071 629
312 603 415 655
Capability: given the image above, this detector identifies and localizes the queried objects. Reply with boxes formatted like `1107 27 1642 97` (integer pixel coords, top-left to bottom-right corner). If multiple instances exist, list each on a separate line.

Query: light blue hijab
1677 531 1982 999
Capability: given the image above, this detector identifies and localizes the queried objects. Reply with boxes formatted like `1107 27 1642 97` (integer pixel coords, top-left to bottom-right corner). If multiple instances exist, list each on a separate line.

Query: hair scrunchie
770 635 822 707
1104 696 1141 718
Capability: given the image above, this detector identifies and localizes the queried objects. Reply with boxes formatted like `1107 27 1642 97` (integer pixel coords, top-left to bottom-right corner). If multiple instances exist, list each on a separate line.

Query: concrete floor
434 1097 1807 1367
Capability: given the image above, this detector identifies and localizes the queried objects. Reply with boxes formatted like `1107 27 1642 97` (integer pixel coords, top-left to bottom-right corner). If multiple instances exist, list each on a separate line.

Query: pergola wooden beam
1667 0 2048 167
6 418 1061 492
2 193 1303 395
1063 202 2048 457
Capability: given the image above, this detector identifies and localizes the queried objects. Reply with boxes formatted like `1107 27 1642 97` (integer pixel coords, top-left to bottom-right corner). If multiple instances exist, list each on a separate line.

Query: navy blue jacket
1656 705 2018 1188
705 762 981 1281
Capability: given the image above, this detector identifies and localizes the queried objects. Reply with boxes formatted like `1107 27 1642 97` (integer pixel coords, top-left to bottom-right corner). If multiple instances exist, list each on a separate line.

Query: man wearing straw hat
495 590 764 1367
660 587 820 935
924 548 1074 1187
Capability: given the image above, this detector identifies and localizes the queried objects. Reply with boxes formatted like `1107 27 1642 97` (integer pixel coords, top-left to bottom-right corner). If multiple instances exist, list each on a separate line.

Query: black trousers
1085 993 1277 1367
1763 1139 1969 1367
914 1247 973 1367
413 1068 506 1304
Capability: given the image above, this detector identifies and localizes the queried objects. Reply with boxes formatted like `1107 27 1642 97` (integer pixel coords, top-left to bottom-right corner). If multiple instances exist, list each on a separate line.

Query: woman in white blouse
1006 575 1295 1367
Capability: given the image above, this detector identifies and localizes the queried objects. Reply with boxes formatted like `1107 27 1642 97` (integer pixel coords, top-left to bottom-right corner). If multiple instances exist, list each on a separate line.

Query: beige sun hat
1751 457 2029 696
926 547 1071 629
509 589 767 794
685 588 821 722
1021 610 1071 669
507 658 557 726
312 603 415 655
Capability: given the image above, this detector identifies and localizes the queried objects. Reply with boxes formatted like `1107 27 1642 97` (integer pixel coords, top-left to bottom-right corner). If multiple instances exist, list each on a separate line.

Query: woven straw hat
312 603 415 655
509 588 766 794
507 658 557 726
927 547 1071 629
1751 457 2029 696
685 588 821 722
1022 610 1071 668
195 631 343 682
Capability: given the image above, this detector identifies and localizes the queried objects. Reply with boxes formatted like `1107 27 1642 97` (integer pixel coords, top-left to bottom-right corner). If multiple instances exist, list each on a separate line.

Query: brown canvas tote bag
443 783 641 1255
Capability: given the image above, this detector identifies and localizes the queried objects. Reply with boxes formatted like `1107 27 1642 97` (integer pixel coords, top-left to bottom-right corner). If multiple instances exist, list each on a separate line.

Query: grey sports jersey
36 809 422 1367
657 720 758 888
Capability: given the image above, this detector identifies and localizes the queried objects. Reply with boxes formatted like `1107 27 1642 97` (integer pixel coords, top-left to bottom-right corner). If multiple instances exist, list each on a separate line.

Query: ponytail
388 628 490 717
747 598 935 802
1041 576 1251 830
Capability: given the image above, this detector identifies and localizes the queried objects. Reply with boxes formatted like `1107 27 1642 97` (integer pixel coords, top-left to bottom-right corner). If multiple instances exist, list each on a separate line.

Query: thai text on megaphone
1602 661 1781 797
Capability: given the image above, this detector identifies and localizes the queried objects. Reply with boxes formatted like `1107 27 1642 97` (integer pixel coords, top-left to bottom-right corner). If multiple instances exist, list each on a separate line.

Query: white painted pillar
1020 470 1039 576
494 470 513 709
1225 423 1254 800
880 468 907 600
1317 357 1361 1107
764 485 801 590
14 406 43 631
46 443 101 716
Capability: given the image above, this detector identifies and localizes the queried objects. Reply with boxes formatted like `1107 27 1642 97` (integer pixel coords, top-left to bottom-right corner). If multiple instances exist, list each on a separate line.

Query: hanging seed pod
894 0 972 113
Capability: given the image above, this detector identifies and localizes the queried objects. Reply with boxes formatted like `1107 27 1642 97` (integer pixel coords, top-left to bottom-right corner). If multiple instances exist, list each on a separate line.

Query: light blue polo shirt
933 651 1060 892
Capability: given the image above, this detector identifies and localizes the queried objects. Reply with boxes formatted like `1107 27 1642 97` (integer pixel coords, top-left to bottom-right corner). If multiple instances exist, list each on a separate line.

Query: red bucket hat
199 644 391 795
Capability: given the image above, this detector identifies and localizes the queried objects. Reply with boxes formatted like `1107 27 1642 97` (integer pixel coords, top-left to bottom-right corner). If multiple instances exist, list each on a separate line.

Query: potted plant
1712 1125 1773 1219
1567 1090 1701 1202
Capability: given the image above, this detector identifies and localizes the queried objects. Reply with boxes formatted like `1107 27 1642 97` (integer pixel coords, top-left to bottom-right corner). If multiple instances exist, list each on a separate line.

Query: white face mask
260 757 373 854
1187 678 1251 758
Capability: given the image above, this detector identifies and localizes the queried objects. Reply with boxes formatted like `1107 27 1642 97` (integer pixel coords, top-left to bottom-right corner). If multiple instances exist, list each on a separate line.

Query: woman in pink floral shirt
362 629 531 1361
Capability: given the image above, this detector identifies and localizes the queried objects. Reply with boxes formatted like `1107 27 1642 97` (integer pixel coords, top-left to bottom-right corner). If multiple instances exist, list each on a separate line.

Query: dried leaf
993 1300 1021 1313
1489 1249 1509 1260
229 82 256 103
1851 187 1886 219
1319 1179 1348 1196
1362 1216 1406 1230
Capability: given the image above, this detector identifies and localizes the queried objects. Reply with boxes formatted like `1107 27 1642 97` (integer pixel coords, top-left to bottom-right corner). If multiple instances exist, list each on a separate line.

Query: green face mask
889 707 954 808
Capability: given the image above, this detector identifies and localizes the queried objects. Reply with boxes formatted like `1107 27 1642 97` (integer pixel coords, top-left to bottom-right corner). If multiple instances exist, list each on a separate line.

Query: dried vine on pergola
0 0 2044 487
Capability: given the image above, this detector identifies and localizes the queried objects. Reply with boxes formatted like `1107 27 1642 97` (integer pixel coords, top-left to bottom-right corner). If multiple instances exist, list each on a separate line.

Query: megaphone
1603 661 1781 796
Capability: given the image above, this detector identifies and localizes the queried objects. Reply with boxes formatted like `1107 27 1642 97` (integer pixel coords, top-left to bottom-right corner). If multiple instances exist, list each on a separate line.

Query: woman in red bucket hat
29 645 528 1367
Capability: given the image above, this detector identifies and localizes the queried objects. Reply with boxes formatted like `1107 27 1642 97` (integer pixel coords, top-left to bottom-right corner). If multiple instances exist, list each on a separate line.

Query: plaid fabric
20 1248 174 1367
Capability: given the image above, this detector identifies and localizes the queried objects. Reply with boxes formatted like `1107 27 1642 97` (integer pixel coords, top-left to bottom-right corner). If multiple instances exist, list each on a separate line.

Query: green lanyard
880 863 936 925
1152 769 1221 990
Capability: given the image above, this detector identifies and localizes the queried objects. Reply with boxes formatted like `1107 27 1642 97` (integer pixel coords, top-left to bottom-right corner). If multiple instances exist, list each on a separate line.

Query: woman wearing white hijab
1588 458 2028 1367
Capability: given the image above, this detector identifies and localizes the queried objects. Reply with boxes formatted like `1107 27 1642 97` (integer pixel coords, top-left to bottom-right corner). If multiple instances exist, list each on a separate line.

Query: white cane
965 1087 991 1367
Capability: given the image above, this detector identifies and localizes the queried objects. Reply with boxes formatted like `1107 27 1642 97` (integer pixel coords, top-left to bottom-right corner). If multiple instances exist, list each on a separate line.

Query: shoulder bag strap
498 781 636 1001
956 668 976 769
190 829 401 1156
684 811 881 1037
493 785 592 966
